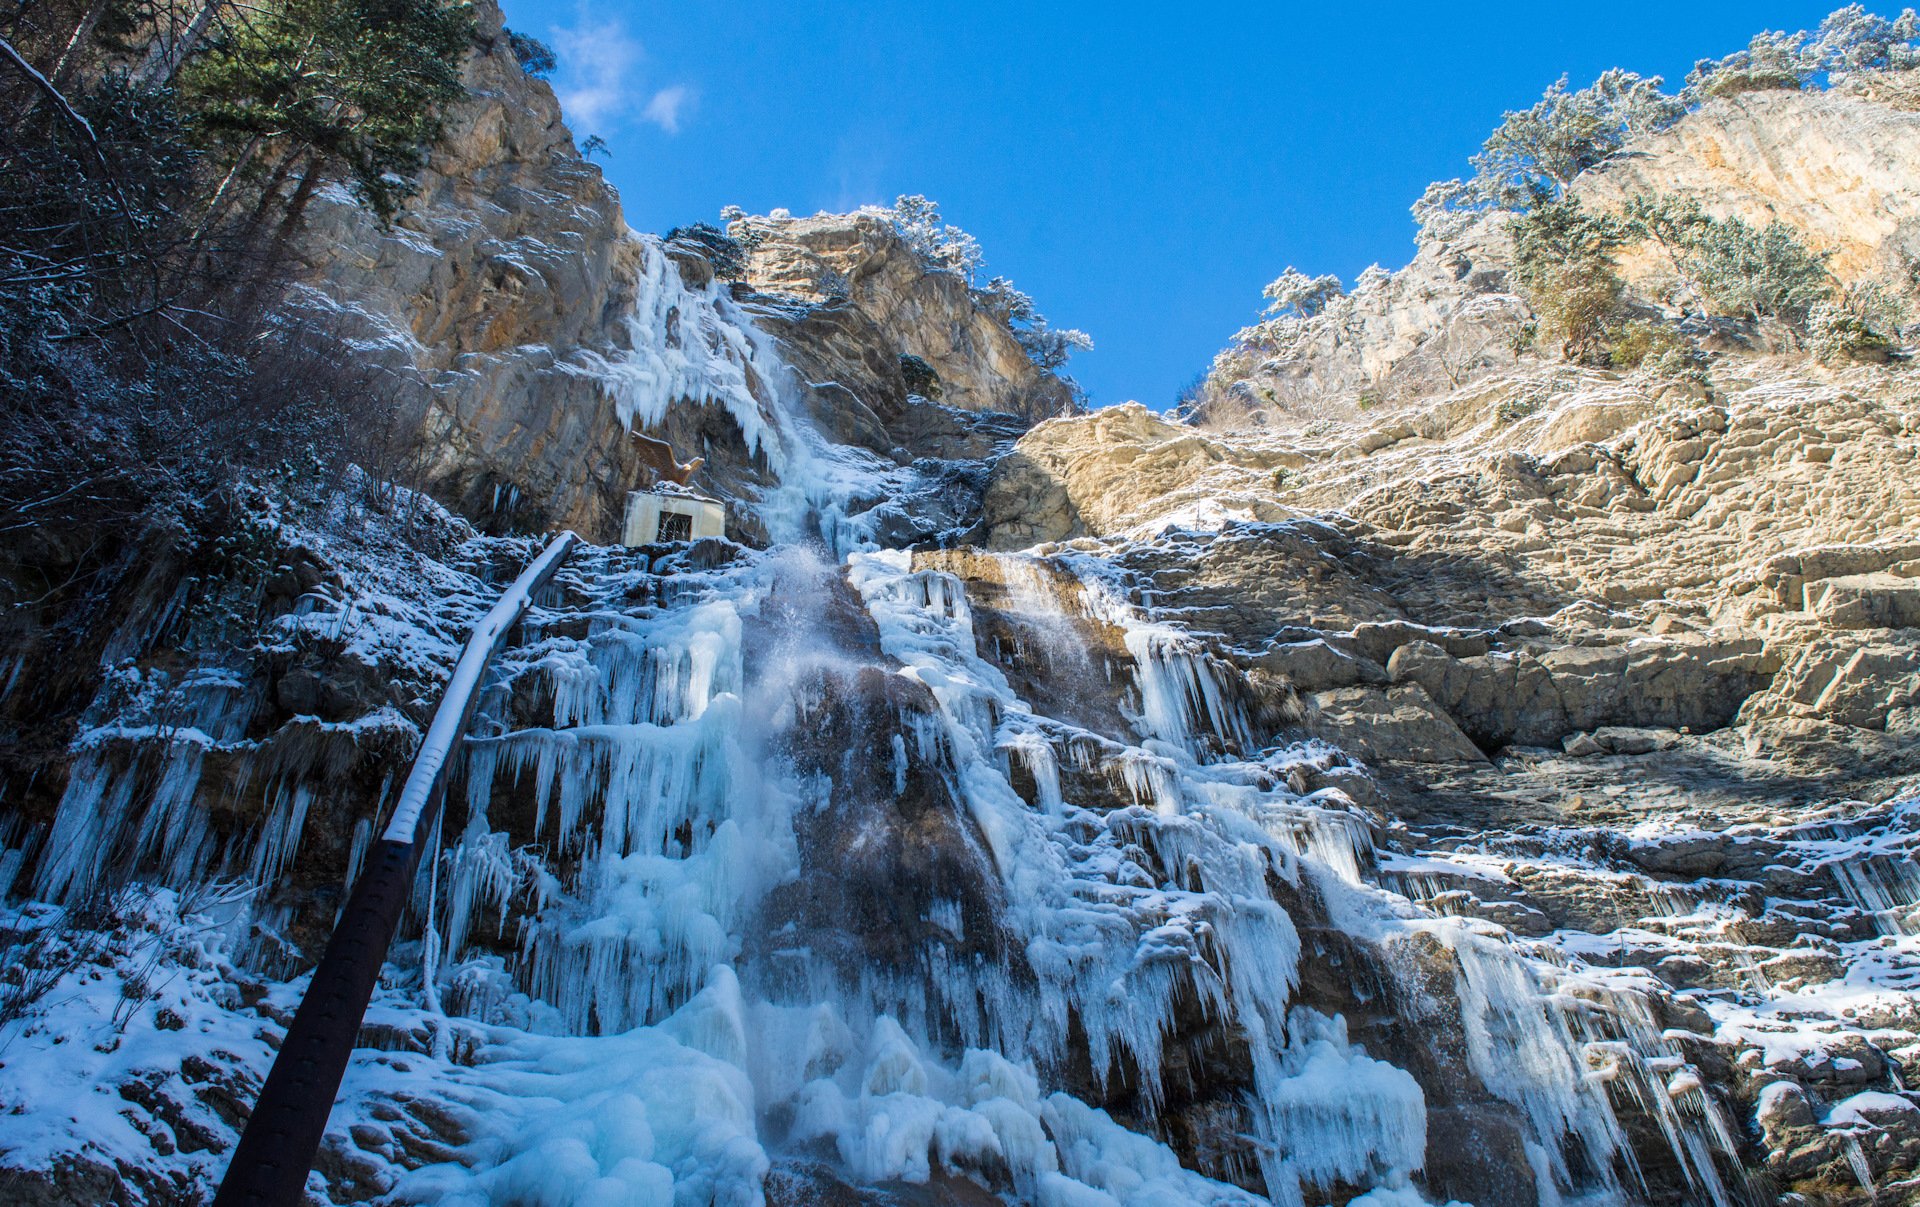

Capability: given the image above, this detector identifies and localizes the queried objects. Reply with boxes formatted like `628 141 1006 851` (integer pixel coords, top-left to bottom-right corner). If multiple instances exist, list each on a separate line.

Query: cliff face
1196 86 1920 434
296 0 668 541
983 364 1920 766
1187 217 1530 429
298 45 1068 543
736 212 1075 424
1578 88 1920 293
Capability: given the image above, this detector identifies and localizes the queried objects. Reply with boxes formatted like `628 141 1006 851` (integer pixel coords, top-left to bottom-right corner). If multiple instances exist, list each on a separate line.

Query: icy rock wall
0 239 1783 1207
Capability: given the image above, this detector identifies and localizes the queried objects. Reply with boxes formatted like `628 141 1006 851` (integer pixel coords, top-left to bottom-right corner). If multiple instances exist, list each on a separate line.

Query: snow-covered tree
1262 268 1344 319
887 194 984 280
879 198 1088 371
1015 318 1093 372
1354 264 1394 294
1470 70 1683 208
1412 179 1485 244
1809 4 1920 73
1685 30 1815 97
975 276 1036 326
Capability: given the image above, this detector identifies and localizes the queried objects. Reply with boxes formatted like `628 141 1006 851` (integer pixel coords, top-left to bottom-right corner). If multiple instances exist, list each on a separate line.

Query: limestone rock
295 0 665 540
737 211 1072 423
1306 684 1487 764
1578 88 1920 300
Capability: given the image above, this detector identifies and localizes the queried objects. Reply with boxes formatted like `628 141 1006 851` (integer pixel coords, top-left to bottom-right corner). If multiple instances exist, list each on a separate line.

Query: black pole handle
211 836 421 1206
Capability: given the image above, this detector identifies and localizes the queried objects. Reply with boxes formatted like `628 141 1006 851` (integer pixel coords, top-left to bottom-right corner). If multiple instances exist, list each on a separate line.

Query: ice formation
0 230 1794 1206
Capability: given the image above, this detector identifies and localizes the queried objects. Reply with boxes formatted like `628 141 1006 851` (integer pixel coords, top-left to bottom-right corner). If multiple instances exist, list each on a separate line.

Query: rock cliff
735 211 1075 425
1578 88 1920 293
295 0 658 540
1194 85 1920 433
296 15 1069 543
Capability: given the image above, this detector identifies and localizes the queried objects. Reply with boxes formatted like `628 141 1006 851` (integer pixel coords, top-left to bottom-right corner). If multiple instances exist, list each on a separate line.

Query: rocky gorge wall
296 0 1068 544
1192 85 1920 432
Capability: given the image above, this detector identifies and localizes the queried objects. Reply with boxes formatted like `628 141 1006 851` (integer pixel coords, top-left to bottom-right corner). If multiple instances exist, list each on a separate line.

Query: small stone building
623 490 726 546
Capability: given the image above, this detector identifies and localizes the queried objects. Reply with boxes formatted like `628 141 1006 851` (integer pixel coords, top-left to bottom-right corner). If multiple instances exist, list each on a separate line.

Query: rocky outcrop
1196 85 1920 434
301 69 1067 541
1578 87 1920 295
298 1 868 544
294 0 682 542
982 361 1920 778
735 212 1073 424
1189 217 1531 429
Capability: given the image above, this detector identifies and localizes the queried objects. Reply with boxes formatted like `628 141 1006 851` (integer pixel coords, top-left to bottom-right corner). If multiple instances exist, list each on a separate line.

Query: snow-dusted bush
881 202 1092 374
887 195 984 280
1262 267 1345 320
1687 5 1920 97
899 353 942 399
1811 280 1911 362
1470 70 1685 208
1508 197 1630 363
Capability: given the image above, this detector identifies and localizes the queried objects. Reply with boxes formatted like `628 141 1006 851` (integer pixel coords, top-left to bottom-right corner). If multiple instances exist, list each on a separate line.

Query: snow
381 530 578 844
1826 1090 1919 1128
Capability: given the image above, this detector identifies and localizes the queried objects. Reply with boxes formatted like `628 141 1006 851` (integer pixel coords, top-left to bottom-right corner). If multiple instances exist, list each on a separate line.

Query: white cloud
547 17 692 136
641 85 692 134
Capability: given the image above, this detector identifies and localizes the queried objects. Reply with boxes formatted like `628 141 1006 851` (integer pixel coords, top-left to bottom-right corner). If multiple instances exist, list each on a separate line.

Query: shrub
887 195 983 280
1493 391 1544 425
1261 268 1344 319
878 202 1090 373
1610 319 1712 390
1010 319 1089 372
976 276 1036 326
1625 194 1833 323
507 29 557 77
1683 217 1832 323
899 353 941 399
1687 30 1815 97
1688 7 1920 98
1508 197 1630 363
972 275 1092 372
1810 280 1910 362
1413 179 1485 244
811 265 851 301
1609 319 1687 368
1171 371 1209 417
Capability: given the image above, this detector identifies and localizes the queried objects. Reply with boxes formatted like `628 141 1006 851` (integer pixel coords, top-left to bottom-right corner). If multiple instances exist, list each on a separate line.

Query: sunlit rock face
295 13 1069 544
1186 219 1533 431
982 364 1920 784
292 0 677 542
736 211 1076 425
1577 88 1920 294
1194 84 1920 434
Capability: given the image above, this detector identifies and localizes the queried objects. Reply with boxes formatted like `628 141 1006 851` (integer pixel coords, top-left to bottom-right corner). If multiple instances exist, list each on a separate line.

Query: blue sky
497 1 1849 408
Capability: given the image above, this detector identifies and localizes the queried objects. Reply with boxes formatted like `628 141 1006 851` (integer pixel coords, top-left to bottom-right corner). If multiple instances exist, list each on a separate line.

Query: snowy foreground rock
4 8 1920 1207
